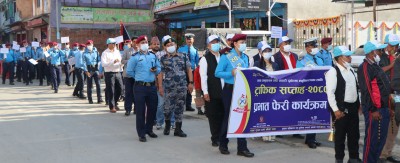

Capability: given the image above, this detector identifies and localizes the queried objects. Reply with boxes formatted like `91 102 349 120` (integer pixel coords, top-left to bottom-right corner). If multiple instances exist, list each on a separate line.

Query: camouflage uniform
160 52 191 123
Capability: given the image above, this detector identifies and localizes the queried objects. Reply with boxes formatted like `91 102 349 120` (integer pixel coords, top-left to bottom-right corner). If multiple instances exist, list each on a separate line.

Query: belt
224 83 234 89
51 64 60 67
135 81 155 87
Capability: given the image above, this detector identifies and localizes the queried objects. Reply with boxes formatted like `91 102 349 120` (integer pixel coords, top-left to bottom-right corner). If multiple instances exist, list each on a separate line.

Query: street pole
268 0 271 32
229 0 232 28
56 0 60 42
351 0 354 50
373 0 377 40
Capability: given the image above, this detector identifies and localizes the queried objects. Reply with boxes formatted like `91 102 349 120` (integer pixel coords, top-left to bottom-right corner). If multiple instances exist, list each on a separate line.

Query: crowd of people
1 32 400 162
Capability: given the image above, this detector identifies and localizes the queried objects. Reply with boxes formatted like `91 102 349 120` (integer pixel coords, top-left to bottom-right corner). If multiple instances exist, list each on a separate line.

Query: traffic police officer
1 43 16 85
122 39 137 116
177 33 198 112
62 42 72 86
15 44 23 82
48 42 63 93
73 44 88 99
316 37 334 66
127 35 161 142
69 43 79 86
158 36 194 137
21 40 35 85
83 41 103 104
296 37 324 149
35 42 47 86
215 34 254 157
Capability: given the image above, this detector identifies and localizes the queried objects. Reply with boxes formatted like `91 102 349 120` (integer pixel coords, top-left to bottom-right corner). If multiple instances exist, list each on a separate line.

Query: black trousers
87 71 102 102
104 72 123 110
23 60 34 83
16 60 23 81
134 85 158 137
50 65 61 90
205 97 225 143
219 84 248 151
334 102 360 160
2 62 15 83
73 69 84 96
124 77 135 112
37 61 46 85
63 62 71 85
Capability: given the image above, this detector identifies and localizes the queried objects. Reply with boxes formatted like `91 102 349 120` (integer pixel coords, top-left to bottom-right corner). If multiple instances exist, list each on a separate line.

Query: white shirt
325 64 358 112
101 48 122 73
199 54 224 95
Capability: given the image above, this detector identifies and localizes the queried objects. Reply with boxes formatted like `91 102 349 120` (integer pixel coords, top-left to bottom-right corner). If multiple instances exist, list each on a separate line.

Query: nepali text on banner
227 67 332 138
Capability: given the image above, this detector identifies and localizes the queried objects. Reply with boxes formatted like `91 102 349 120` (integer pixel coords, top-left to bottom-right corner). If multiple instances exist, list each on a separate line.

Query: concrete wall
16 0 33 19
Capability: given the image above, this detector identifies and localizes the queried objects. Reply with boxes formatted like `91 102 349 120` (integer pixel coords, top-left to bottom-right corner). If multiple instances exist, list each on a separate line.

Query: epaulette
132 51 140 56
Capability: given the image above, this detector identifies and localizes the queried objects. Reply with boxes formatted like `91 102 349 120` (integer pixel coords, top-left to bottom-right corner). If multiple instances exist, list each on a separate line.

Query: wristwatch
189 81 194 84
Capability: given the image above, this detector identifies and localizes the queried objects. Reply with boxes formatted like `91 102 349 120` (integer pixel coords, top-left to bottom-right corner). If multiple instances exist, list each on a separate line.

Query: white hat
226 34 235 40
207 35 220 44
261 44 272 52
162 35 172 44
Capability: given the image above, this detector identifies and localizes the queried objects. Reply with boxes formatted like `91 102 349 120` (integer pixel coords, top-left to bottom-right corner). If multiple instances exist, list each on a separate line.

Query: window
37 0 41 7
92 0 107 7
107 0 122 8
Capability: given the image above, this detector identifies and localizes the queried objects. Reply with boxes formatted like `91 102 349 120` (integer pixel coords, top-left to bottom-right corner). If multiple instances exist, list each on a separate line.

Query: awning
25 14 50 28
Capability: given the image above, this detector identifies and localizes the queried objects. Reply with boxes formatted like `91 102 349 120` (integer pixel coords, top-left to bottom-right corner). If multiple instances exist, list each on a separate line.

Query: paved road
0 80 399 163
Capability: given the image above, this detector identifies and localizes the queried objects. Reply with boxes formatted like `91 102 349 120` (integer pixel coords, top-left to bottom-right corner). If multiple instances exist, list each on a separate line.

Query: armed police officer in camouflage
158 36 194 138
177 33 199 112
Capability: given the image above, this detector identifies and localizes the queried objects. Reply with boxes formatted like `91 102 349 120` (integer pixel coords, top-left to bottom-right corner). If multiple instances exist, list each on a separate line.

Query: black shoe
164 120 171 135
307 142 317 149
314 141 321 147
276 135 283 138
78 96 86 99
88 100 93 104
219 148 230 155
10 82 15 85
17 80 21 82
39 83 43 86
139 136 147 142
174 122 187 137
2 81 5 84
72 93 78 97
387 156 400 163
147 132 158 138
66 84 71 86
198 110 205 115
125 111 131 116
26 83 29 86
237 150 254 158
54 89 58 93
293 134 304 139
347 158 362 163
98 99 104 104
186 107 195 111
30 80 33 84
212 141 219 147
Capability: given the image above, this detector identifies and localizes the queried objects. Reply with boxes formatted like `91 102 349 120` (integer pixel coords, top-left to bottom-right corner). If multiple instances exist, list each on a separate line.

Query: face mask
167 45 176 54
310 48 319 55
140 44 149 51
74 47 78 50
238 43 246 52
327 45 333 51
87 45 93 51
263 52 272 59
374 54 381 63
123 45 129 50
341 58 351 68
283 45 291 52
65 45 70 49
211 43 220 52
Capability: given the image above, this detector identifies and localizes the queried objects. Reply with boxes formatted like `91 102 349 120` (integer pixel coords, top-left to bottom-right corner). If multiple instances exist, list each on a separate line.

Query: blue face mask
238 43 247 52
123 45 129 50
211 43 220 52
74 47 78 50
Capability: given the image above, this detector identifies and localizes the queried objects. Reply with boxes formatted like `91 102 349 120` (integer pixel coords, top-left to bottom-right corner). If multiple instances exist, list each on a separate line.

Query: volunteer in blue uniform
215 34 254 158
1 43 16 85
35 42 47 86
83 41 103 104
316 37 334 66
177 33 199 112
69 43 80 86
296 37 324 149
127 35 161 142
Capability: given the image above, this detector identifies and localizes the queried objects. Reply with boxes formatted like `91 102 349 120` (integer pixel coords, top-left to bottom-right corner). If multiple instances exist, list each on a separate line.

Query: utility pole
222 0 232 28
56 0 60 42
